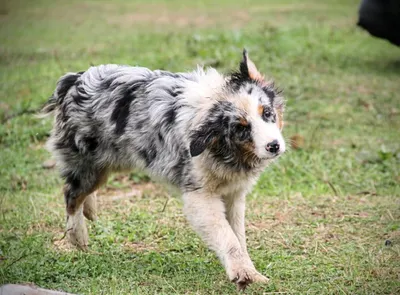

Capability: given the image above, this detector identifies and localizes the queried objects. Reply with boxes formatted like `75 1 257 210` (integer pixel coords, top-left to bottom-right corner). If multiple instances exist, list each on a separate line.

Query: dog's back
43 65 207 212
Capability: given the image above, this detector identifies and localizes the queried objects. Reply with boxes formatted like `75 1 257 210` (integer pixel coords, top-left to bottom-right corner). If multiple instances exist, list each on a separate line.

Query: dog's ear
189 130 215 157
276 107 284 130
274 98 285 130
189 138 207 157
240 49 264 82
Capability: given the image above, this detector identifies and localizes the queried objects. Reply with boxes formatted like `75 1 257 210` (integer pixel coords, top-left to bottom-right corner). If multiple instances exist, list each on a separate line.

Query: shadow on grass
363 58 400 75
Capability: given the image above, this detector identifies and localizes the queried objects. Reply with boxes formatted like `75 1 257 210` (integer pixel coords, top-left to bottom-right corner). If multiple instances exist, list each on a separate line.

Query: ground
0 0 399 294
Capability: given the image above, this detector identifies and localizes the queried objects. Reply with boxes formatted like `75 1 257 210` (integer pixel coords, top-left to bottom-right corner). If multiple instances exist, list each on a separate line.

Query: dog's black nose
266 140 280 153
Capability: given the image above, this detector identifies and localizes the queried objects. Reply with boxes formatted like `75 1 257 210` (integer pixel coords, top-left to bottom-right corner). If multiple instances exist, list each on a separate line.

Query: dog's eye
262 109 272 121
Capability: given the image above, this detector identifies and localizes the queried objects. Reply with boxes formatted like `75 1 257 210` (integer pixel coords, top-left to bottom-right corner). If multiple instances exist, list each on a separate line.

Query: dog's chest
210 173 258 197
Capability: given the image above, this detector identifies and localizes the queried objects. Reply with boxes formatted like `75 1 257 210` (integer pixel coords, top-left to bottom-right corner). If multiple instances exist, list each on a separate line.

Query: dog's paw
66 214 89 250
229 267 269 291
67 226 88 250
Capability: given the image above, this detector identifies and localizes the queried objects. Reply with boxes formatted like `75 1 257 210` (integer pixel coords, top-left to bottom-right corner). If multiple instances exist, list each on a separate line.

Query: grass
0 0 399 294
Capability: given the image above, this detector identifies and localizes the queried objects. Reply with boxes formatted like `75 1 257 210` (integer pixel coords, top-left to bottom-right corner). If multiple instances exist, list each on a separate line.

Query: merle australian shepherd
42 50 286 290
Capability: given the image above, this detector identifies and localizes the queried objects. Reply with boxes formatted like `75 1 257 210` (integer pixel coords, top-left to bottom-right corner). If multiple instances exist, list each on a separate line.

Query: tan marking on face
234 97 251 115
239 117 249 126
257 104 264 117
241 141 258 165
242 141 255 152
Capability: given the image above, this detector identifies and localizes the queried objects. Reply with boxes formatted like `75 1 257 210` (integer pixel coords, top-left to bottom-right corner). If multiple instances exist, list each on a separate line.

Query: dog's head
190 50 285 170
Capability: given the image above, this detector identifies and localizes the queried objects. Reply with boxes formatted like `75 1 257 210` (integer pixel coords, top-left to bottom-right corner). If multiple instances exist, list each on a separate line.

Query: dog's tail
40 71 84 116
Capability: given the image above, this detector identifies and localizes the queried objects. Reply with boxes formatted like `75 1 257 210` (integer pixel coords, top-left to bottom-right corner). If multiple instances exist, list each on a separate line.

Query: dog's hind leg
83 191 98 221
66 203 88 250
64 168 108 249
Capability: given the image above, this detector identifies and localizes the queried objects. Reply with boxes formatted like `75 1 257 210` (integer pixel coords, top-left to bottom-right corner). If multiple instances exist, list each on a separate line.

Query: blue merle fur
43 59 282 214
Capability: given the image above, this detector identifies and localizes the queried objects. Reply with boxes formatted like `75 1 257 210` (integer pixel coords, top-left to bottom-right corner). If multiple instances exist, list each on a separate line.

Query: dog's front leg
225 193 269 282
224 193 248 253
183 191 268 290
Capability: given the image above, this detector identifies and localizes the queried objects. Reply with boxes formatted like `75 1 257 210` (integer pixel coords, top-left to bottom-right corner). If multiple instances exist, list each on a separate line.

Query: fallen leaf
290 134 305 150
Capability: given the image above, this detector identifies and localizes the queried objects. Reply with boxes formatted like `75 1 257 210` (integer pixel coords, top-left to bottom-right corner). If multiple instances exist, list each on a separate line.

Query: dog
42 50 286 290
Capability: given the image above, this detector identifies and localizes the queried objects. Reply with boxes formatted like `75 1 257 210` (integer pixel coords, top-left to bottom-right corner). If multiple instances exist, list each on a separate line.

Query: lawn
0 0 399 294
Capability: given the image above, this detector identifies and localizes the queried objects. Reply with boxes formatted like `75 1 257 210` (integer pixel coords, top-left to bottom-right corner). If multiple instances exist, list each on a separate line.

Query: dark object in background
357 0 400 46
385 239 392 246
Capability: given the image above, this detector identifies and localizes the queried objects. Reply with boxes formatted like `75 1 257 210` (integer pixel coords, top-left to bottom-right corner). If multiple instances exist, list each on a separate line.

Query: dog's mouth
247 153 279 166
248 150 281 162
260 151 283 161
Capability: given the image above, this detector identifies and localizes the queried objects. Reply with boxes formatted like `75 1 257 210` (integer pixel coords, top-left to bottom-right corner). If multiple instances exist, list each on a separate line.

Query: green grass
1 0 399 294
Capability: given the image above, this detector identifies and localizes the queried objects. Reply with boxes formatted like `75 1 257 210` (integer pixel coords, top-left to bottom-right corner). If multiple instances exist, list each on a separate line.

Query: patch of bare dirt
52 237 75 252
98 181 167 207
